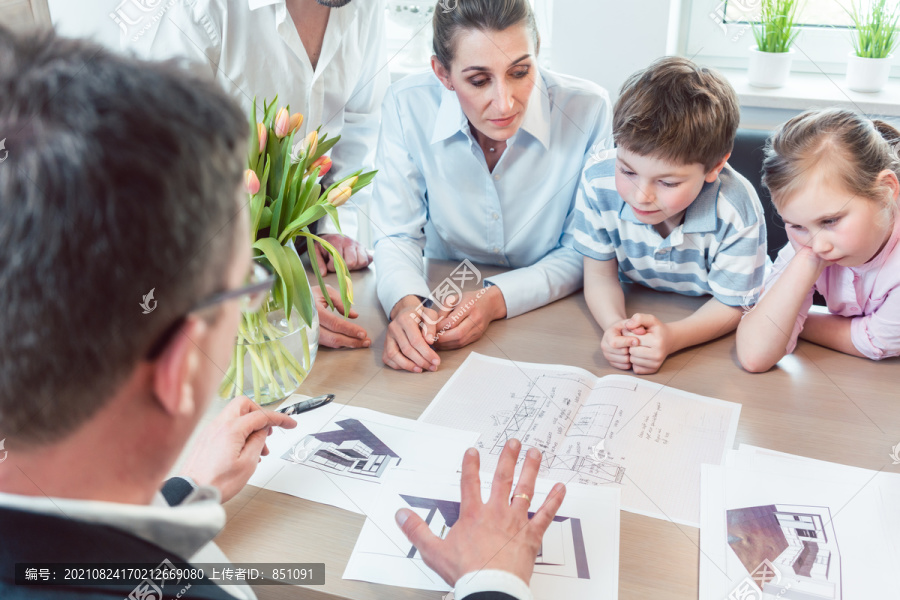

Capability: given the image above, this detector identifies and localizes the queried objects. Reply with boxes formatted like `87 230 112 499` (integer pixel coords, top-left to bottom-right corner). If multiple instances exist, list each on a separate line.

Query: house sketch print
727 504 842 599
483 374 625 486
282 419 401 479
399 495 591 580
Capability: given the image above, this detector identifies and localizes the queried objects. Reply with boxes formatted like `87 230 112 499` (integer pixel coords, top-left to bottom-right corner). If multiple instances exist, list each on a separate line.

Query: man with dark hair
0 22 297 600
0 28 563 600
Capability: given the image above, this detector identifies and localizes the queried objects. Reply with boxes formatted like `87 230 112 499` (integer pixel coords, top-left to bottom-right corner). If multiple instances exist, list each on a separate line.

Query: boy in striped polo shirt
566 57 767 375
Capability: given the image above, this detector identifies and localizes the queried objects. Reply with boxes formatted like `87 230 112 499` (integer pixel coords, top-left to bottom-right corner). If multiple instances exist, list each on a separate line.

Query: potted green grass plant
749 0 803 88
845 0 899 92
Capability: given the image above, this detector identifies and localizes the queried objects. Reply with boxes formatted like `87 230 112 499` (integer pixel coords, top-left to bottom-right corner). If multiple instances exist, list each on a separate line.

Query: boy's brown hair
613 57 739 172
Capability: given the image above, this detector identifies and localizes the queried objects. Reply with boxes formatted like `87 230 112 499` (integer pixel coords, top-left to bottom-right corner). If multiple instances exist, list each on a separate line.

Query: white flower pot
846 53 893 93
748 47 795 88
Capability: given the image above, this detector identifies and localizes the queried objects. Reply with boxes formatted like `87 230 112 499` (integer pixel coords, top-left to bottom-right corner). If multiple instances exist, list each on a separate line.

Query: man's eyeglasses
144 261 275 360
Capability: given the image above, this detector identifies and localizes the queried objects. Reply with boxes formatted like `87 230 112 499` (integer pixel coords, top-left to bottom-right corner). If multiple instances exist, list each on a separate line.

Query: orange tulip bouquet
219 97 375 404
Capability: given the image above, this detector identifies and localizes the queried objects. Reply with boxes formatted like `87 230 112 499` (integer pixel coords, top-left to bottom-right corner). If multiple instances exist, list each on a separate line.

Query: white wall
551 0 683 101
58 0 888 132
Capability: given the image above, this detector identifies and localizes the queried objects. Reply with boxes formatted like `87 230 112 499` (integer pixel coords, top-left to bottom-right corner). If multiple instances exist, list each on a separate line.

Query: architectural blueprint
343 471 620 599
247 402 478 514
418 353 741 526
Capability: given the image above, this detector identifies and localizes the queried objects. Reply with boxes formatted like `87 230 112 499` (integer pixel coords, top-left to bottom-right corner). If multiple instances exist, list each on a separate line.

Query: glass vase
220 262 320 406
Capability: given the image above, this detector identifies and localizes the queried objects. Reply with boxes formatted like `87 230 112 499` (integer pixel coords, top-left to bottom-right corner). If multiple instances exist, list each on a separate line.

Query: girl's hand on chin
794 245 831 272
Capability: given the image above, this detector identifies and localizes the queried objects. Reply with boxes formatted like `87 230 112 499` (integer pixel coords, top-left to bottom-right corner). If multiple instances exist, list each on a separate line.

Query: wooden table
210 260 900 600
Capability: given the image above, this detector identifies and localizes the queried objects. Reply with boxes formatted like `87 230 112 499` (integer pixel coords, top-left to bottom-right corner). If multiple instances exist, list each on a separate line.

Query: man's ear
431 56 453 90
151 317 208 418
705 152 731 183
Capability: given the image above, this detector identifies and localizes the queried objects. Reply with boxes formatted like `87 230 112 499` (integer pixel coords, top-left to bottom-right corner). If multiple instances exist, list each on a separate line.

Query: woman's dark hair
432 0 540 69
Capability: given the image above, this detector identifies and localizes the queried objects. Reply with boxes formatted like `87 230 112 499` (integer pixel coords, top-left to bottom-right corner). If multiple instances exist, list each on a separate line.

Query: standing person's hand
314 234 373 276
313 284 370 349
395 439 566 587
383 295 450 373
179 396 296 503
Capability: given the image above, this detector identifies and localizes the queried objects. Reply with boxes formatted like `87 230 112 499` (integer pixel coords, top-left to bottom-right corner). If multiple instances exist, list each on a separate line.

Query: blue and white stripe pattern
566 149 768 306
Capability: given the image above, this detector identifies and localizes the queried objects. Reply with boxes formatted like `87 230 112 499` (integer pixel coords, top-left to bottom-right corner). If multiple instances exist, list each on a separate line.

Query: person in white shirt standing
372 0 613 373
130 0 389 349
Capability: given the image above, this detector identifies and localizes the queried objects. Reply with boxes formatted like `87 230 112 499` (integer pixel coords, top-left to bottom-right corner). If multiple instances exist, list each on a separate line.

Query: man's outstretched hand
395 439 566 586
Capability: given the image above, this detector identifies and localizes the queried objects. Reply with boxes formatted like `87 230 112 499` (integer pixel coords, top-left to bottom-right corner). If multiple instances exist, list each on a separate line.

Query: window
725 0 855 27
686 0 900 78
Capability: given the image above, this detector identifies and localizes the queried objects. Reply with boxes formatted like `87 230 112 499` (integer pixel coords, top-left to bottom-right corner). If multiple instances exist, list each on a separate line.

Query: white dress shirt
128 0 390 238
371 69 613 319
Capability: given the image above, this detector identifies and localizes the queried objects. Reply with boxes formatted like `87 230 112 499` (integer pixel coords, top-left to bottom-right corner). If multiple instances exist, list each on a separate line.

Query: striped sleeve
568 150 619 261
707 185 768 307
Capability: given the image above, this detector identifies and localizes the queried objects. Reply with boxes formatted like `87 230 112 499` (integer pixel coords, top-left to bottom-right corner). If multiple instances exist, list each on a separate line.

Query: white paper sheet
247 402 479 514
417 353 740 526
343 470 620 599
700 449 900 600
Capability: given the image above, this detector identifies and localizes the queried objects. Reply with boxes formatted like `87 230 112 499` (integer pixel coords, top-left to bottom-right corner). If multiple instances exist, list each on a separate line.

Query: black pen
277 393 335 415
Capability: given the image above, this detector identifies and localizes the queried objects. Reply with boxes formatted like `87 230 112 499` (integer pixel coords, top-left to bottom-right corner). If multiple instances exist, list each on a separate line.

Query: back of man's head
0 27 247 448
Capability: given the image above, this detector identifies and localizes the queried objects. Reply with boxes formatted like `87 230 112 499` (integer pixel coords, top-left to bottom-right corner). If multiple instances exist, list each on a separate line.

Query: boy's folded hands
623 314 672 374
601 313 670 375
600 321 638 371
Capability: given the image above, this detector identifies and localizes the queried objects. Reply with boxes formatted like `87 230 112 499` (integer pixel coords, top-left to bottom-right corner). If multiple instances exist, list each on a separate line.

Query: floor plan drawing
481 374 626 485
418 353 741 526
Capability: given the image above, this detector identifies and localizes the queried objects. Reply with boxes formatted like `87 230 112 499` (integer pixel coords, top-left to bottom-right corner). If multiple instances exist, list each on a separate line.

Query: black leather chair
729 128 787 261
730 129 827 305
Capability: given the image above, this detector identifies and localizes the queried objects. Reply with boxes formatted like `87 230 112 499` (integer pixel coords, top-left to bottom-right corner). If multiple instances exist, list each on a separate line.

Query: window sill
720 68 900 118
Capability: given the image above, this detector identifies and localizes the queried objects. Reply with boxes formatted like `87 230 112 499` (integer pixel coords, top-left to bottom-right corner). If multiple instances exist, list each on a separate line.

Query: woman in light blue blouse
372 0 613 373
